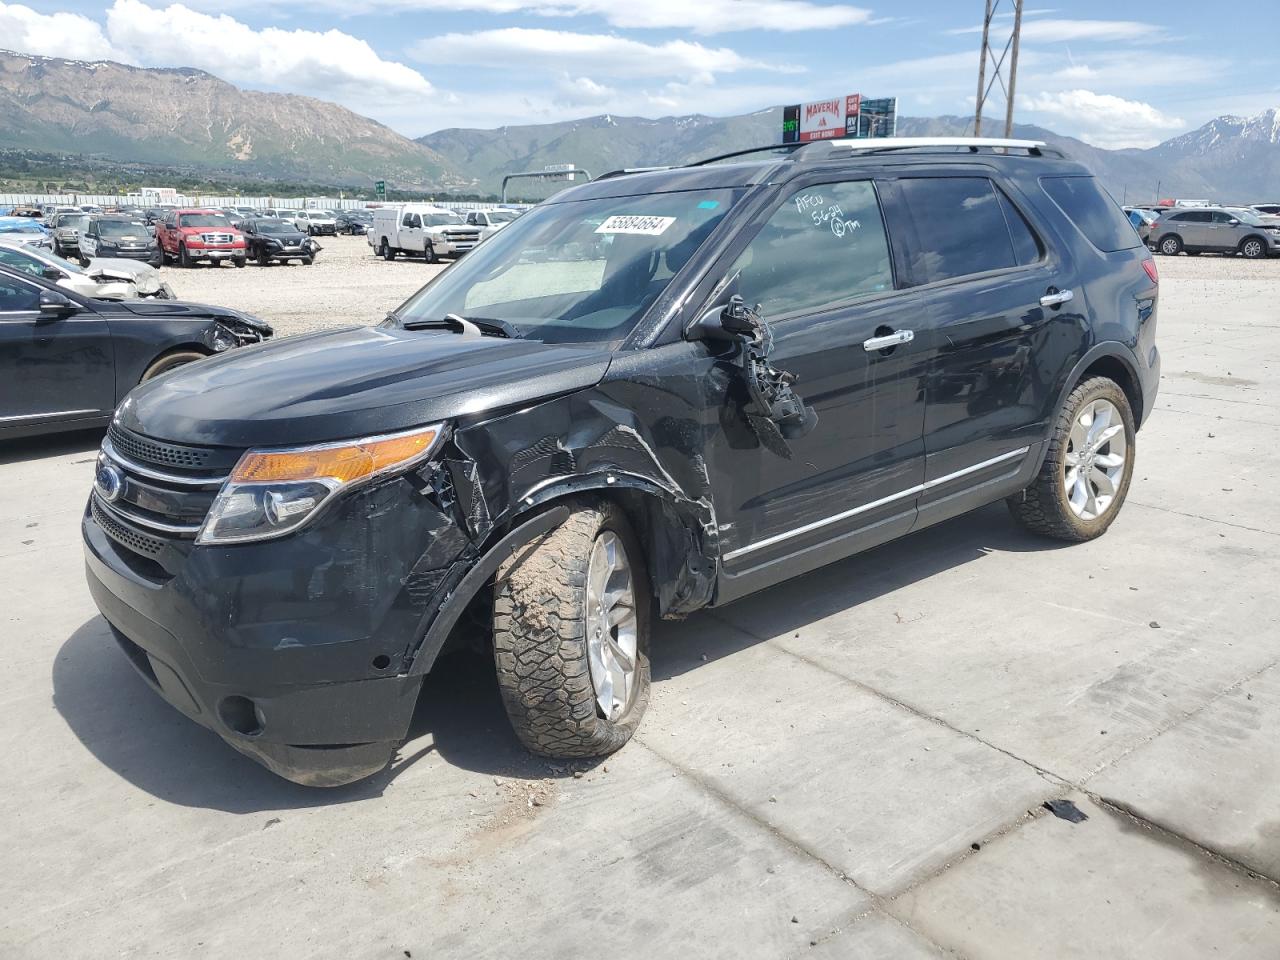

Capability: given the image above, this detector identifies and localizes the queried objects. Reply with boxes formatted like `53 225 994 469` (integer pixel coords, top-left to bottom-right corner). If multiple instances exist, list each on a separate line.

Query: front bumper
99 248 163 266
81 474 472 785
260 244 314 261
186 247 245 261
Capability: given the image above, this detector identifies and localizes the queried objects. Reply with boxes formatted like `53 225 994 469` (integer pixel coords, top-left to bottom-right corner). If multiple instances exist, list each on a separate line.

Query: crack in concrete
1091 794 1280 892
1128 500 1280 537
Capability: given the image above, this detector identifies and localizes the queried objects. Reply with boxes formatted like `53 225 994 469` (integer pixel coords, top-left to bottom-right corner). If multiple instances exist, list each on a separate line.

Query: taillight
1141 258 1159 285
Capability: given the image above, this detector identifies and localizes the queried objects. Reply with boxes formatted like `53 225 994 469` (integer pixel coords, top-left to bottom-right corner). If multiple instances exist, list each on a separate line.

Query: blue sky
3 0 1278 146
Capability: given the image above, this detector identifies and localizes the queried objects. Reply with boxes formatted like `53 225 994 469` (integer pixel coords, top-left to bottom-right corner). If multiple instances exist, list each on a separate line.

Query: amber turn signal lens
231 427 440 484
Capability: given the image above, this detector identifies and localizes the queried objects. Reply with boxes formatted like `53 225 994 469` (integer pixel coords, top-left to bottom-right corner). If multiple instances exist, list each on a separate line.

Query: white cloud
104 0 434 106
0 2 115 60
411 28 796 83
1024 89 1185 148
950 18 1161 42
322 0 872 34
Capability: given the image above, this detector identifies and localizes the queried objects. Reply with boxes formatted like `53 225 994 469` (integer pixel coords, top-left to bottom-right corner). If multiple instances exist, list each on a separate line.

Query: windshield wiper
400 313 523 339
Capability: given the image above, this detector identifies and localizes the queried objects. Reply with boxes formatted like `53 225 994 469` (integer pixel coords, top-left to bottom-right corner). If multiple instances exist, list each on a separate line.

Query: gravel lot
164 234 447 335
2 252 1279 958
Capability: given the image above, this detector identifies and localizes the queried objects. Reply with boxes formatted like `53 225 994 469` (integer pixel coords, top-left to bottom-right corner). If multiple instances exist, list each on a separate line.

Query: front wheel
424 241 438 264
1007 377 1136 541
1158 235 1183 256
233 256 246 268
493 500 651 759
139 349 207 383
179 244 193 268
301 256 314 265
1240 237 1268 260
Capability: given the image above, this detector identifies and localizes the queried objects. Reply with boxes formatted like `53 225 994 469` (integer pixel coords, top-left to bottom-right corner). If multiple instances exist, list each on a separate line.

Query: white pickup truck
368 204 481 262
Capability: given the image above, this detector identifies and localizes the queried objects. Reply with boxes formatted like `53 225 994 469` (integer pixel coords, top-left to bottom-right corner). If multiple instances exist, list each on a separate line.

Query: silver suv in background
1150 206 1280 259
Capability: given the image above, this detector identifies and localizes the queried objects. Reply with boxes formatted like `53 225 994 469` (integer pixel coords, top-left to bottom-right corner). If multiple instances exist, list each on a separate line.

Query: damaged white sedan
0 240 175 300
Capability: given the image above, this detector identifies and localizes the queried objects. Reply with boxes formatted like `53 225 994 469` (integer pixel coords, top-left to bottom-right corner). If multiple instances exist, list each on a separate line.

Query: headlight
197 424 443 544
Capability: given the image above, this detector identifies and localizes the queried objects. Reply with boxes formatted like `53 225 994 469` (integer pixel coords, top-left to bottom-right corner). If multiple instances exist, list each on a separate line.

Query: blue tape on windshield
697 200 720 209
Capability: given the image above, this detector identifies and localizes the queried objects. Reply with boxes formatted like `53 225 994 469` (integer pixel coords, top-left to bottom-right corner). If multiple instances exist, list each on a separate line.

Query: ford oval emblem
94 462 124 503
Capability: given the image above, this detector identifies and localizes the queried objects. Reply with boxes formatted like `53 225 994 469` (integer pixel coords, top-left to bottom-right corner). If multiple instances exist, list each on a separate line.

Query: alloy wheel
1063 398 1127 521
585 531 638 721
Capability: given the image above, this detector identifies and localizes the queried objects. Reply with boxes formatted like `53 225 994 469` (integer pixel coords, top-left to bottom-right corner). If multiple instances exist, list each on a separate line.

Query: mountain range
2 49 1278 201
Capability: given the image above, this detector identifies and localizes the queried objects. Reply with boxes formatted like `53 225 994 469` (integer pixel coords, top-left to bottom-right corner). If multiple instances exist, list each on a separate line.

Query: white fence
0 193 524 212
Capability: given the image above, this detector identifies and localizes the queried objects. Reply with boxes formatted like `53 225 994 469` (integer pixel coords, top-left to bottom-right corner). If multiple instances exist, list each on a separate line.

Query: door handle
863 329 914 352
1039 288 1074 308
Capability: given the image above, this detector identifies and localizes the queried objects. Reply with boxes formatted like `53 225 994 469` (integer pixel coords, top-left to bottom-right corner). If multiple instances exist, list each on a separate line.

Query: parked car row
1138 204 1280 259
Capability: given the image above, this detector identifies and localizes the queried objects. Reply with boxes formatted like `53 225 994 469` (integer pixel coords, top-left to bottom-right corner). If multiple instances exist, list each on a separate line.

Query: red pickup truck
154 208 247 267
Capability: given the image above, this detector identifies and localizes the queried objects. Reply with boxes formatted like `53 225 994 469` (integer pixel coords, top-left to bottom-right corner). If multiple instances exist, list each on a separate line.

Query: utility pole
973 0 1024 138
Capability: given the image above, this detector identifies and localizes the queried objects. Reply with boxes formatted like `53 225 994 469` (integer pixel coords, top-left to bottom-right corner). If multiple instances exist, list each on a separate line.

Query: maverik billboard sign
782 95 897 143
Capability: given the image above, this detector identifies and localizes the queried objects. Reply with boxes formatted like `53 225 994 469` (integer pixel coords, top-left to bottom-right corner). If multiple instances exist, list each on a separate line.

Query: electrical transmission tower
974 0 1024 137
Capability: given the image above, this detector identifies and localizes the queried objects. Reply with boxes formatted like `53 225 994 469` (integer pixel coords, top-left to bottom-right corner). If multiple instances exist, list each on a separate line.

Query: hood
118 299 272 332
116 325 613 447
87 258 153 281
88 258 164 295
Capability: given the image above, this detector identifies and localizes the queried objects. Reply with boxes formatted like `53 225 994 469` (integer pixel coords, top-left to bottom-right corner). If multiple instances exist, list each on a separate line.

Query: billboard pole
973 0 1023 137
1003 0 1023 137
974 0 992 136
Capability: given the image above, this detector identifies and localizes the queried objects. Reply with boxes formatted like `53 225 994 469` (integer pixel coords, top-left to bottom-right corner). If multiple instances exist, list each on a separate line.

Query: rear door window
996 188 1043 266
895 177 1020 284
1040 176 1140 252
730 180 894 319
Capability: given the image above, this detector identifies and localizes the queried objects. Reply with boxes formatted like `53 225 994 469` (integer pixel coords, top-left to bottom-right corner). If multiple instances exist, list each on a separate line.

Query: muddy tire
492 500 651 759
139 349 206 383
1007 377 1136 542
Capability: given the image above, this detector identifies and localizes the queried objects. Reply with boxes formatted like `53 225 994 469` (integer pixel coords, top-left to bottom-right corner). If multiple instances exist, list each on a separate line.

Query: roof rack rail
688 143 803 167
593 166 675 181
796 136 1055 158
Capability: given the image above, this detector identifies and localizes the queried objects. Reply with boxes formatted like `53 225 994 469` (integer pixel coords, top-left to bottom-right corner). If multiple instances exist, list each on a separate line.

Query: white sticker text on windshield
595 215 677 236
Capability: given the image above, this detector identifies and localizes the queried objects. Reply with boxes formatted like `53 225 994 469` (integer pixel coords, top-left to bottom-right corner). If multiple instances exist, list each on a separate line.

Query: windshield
255 220 295 234
395 187 742 345
60 215 90 229
99 221 149 239
179 214 232 228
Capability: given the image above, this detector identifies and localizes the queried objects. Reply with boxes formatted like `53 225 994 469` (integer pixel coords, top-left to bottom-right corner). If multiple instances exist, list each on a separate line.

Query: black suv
82 138 1160 786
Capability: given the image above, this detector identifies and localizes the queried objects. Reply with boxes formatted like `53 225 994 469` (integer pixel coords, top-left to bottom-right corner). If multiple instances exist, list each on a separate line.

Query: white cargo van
367 204 481 262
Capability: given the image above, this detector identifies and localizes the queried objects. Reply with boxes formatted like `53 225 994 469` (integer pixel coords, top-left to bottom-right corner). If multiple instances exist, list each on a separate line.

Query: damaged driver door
696 177 928 598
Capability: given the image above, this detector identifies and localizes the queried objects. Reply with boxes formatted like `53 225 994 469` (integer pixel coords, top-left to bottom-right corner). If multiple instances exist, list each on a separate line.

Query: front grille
200 232 235 244
107 424 218 469
92 496 165 556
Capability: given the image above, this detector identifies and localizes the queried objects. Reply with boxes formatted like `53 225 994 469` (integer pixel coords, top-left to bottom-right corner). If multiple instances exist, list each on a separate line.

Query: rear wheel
139 350 206 383
492 500 651 759
1240 237 1267 260
380 239 395 261
1007 377 1135 541
1158 235 1182 256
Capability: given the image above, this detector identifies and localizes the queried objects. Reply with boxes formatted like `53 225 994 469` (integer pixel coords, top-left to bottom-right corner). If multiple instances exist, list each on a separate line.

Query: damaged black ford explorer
83 138 1160 785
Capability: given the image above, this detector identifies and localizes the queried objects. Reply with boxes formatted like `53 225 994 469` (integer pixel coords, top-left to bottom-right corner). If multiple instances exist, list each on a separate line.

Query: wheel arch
1037 343 1144 472
402 473 716 678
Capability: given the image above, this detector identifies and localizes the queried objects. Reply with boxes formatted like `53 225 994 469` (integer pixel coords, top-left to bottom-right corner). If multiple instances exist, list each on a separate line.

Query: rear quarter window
1040 176 1140 252
895 177 1022 284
